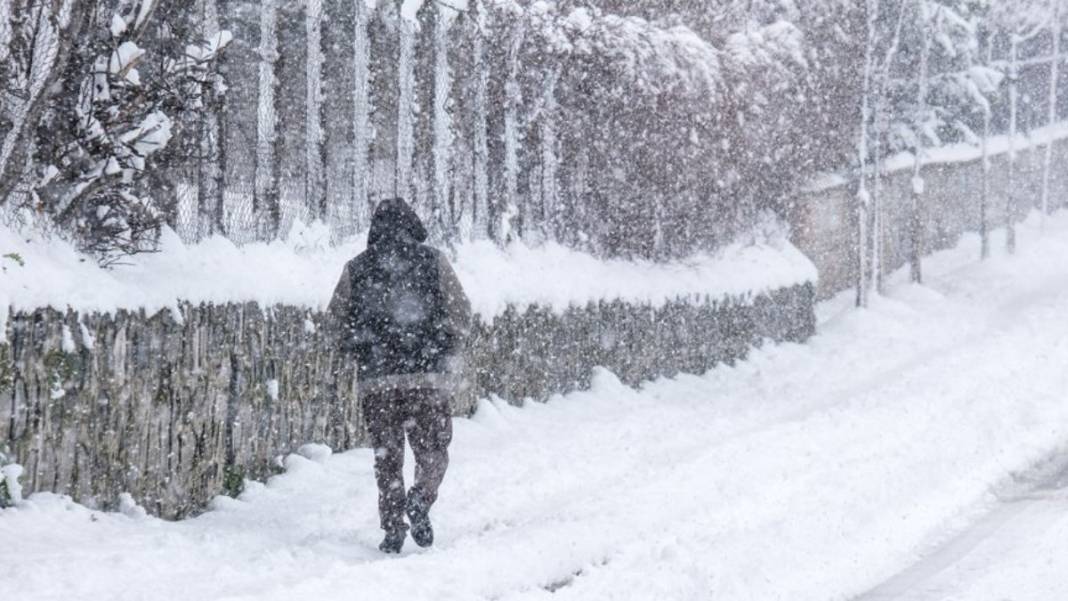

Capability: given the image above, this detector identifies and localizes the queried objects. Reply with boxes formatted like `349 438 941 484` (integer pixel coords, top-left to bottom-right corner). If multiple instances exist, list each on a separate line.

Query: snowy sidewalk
5 214 1068 601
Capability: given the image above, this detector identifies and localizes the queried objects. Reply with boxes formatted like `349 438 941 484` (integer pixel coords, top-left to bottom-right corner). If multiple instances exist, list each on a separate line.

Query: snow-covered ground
5 213 1068 600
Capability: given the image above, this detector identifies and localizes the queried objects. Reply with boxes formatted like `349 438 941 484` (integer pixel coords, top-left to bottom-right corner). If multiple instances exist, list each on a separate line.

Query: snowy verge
0 219 816 329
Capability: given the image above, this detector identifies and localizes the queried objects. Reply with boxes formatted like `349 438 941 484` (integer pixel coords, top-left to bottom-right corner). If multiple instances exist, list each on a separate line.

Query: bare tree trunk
306 0 326 221
540 69 561 241
352 0 372 236
197 0 225 239
395 10 416 199
855 0 878 308
1007 35 1020 254
909 0 931 283
871 130 883 292
432 2 453 241
869 1 905 294
980 37 992 260
1042 0 1062 223
499 20 527 243
471 0 490 240
255 0 281 240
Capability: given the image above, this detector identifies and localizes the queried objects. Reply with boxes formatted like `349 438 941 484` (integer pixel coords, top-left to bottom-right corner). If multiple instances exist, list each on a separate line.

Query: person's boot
406 490 434 548
379 528 406 554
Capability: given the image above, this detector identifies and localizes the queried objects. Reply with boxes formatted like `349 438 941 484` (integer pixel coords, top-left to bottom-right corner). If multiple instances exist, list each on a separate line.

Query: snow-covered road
859 453 1068 601
5 214 1068 601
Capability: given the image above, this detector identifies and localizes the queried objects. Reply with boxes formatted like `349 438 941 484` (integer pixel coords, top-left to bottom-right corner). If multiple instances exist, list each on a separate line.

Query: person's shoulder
418 244 450 265
345 251 376 277
351 248 377 266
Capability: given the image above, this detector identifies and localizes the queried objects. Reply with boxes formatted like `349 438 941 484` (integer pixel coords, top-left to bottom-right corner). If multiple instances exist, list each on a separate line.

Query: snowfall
4 214 1068 601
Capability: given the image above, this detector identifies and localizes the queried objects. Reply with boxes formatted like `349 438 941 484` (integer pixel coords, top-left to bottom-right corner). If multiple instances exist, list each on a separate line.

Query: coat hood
367 198 428 249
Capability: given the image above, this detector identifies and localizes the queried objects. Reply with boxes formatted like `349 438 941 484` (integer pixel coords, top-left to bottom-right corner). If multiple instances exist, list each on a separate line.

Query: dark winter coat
328 198 471 394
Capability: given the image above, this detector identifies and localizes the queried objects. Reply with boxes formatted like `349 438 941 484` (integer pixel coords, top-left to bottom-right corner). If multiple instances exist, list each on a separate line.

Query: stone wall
0 283 815 517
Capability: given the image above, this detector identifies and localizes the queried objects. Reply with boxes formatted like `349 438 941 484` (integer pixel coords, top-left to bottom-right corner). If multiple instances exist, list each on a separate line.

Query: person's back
328 198 470 554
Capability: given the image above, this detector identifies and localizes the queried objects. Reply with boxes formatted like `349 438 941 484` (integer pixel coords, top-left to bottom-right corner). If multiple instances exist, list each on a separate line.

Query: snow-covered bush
1 0 230 264
0 462 23 508
34 7 230 263
0 279 816 516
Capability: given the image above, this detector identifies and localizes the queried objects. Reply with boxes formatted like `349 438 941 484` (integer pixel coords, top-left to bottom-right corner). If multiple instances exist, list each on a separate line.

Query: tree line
1 0 1066 279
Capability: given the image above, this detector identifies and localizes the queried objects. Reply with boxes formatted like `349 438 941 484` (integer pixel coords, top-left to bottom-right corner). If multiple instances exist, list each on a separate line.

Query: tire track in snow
855 450 1068 601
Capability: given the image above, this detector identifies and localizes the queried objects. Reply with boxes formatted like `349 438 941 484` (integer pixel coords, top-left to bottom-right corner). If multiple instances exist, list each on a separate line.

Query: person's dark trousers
362 388 453 534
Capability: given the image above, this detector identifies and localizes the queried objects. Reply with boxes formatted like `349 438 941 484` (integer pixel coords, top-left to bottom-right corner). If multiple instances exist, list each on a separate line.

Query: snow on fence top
0 220 816 336
801 120 1068 194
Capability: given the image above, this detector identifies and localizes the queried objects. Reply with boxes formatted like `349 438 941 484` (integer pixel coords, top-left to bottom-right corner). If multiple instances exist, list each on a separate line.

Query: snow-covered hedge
0 204 817 515
0 219 816 338
0 281 814 517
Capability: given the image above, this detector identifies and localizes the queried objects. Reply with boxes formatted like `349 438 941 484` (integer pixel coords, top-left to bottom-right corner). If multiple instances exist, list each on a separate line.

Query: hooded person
328 198 471 554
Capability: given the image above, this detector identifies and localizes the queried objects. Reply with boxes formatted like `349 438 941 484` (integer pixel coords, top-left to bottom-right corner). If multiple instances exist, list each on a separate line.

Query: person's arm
437 253 472 352
326 261 354 352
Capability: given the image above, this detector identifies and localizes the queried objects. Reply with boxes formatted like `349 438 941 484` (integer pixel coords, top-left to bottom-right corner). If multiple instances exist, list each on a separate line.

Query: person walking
328 198 471 554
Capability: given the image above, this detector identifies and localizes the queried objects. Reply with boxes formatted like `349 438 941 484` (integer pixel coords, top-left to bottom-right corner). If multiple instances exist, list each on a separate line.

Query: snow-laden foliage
880 1 1000 154
0 463 23 507
1 0 230 263
1 0 1066 265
